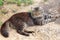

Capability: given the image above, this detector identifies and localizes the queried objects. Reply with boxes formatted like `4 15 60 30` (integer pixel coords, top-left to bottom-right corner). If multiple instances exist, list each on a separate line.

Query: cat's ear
31 7 34 11
31 5 39 11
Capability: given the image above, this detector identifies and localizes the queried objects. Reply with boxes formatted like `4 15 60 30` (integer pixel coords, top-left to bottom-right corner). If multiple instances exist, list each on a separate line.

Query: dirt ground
0 0 60 40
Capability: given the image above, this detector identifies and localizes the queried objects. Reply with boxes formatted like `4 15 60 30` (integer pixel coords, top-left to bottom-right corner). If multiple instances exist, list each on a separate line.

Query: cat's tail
1 21 9 38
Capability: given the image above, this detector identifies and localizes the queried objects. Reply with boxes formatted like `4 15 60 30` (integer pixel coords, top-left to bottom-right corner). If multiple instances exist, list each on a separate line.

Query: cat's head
31 6 44 25
31 6 43 18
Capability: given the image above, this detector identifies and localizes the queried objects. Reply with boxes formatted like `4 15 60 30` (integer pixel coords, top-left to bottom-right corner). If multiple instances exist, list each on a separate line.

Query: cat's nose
34 7 39 11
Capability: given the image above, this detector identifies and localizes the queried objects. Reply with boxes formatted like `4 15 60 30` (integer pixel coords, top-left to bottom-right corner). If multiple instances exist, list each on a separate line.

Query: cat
0 7 43 38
